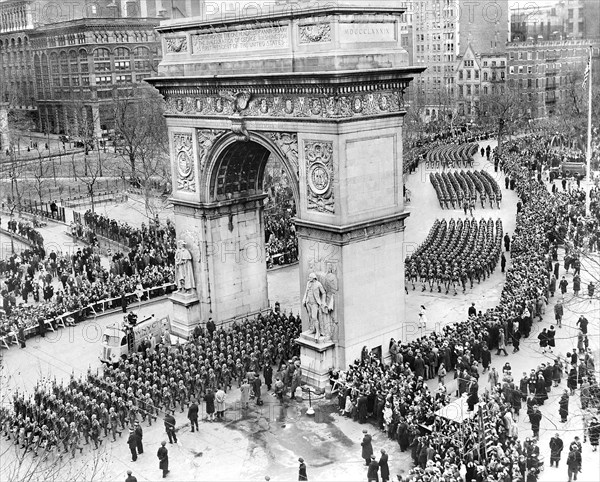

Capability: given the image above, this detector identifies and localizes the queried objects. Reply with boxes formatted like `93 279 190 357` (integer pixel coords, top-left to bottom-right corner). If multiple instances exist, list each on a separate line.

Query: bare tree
31 155 50 207
112 83 168 178
70 152 105 214
476 80 534 155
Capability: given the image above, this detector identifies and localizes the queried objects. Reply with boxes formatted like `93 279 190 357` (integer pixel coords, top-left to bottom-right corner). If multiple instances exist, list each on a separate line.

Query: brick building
506 39 600 118
455 44 507 119
29 17 160 137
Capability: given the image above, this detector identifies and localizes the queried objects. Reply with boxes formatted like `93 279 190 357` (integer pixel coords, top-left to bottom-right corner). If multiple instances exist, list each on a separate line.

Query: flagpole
586 44 593 217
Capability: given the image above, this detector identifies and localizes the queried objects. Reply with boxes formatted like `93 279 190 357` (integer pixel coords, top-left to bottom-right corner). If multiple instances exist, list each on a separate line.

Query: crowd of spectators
1 213 177 343
3 219 44 247
264 184 298 268
82 211 176 252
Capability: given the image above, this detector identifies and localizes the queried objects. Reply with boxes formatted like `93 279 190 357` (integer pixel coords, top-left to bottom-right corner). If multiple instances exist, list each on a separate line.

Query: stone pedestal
296 331 336 389
170 291 201 339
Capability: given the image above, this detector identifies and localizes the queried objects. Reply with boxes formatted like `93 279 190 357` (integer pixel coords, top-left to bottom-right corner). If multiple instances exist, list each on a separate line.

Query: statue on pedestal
302 272 335 340
175 240 195 293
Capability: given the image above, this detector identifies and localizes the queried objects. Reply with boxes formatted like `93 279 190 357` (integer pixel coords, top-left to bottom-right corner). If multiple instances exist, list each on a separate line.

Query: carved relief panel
165 36 188 53
304 140 334 214
266 132 299 174
197 129 225 173
173 133 195 193
299 24 332 43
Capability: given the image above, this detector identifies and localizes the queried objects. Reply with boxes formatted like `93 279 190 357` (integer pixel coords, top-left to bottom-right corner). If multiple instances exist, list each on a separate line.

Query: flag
582 55 590 90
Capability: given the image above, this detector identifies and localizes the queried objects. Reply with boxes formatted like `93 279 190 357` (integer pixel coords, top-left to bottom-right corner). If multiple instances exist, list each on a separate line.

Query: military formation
405 218 503 295
1 309 301 466
431 169 502 210
425 142 480 169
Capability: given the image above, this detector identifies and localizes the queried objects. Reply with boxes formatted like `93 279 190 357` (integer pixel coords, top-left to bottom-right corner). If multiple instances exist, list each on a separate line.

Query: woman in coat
534 374 548 405
559 390 569 422
552 358 563 387
567 367 578 395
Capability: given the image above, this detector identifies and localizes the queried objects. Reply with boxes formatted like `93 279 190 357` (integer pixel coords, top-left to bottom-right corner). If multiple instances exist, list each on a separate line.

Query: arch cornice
147 68 422 121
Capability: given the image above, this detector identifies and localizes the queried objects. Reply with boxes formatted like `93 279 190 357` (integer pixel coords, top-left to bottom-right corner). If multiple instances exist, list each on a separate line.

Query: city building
455 44 507 119
506 39 600 118
411 0 509 117
511 0 600 42
0 0 36 107
29 16 161 137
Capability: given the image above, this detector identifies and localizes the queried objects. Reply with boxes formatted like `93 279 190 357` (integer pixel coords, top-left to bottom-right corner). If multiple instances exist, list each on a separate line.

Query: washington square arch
147 1 424 386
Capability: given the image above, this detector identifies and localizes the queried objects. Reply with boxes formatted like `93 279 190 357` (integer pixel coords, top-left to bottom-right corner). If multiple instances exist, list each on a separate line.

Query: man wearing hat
125 470 137 482
157 441 169 478
127 428 139 462
529 405 542 438
367 454 379 482
549 433 564 467
361 429 373 466
298 457 308 481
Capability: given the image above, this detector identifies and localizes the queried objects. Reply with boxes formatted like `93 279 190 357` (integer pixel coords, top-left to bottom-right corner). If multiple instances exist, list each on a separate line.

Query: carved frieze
196 129 225 172
174 133 195 192
305 140 334 214
164 89 404 119
299 24 332 43
165 36 188 53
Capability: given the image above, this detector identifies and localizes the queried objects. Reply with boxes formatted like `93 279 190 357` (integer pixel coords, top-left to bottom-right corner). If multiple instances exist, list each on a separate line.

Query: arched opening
208 137 299 269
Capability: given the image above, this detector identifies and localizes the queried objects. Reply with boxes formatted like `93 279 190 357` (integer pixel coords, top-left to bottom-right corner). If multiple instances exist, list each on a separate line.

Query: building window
458 70 463 80
96 76 112 85
82 76 90 85
474 70 479 79
466 85 471 95
483 86 488 95
114 47 130 60
466 70 471 79
483 72 488 81
115 74 132 83
501 71 505 80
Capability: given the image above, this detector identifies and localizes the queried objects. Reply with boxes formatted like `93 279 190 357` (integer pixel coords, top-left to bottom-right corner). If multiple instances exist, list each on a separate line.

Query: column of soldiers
1 310 301 461
406 218 502 295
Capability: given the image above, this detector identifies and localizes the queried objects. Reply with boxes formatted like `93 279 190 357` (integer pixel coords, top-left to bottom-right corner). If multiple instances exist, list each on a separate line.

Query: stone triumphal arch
148 2 424 385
